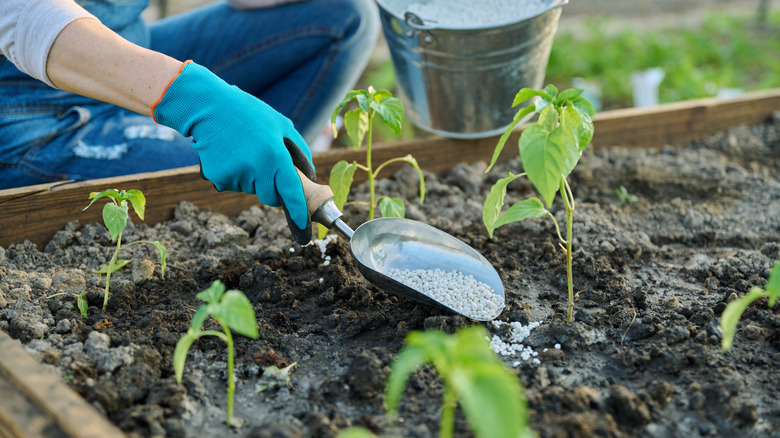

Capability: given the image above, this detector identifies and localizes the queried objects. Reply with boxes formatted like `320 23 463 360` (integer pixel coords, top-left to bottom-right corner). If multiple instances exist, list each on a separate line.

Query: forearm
46 17 183 116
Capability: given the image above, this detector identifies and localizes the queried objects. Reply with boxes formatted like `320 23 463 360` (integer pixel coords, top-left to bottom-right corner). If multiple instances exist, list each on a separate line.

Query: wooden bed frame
2 88 779 249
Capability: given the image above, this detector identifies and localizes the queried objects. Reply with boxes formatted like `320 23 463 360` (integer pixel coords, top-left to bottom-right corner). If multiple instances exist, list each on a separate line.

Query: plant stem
103 231 122 310
366 114 376 220
565 205 573 322
560 179 575 322
221 323 235 427
546 212 567 245
440 385 457 438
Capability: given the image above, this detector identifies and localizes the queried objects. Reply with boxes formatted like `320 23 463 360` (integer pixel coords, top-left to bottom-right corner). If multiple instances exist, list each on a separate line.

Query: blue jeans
0 0 378 189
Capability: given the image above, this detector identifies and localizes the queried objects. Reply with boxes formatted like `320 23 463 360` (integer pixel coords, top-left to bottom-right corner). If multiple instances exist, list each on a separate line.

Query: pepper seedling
46 290 89 318
721 258 780 352
324 87 425 237
173 280 259 427
83 189 167 310
614 185 638 207
385 326 534 438
483 85 595 322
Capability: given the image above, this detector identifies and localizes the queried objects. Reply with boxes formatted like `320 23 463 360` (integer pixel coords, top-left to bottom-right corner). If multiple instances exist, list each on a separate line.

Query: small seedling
83 189 167 310
46 290 89 318
614 185 638 207
721 259 780 352
255 362 297 392
335 427 381 438
173 280 259 427
325 87 425 236
483 85 595 322
385 326 534 438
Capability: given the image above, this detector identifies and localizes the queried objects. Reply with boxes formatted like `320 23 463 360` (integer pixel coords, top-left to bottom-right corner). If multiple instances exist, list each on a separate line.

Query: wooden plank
1 89 779 249
591 88 780 148
0 331 126 438
0 167 258 251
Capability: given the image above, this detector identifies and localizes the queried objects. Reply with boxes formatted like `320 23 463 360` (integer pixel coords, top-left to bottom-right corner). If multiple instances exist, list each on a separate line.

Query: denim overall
0 0 378 188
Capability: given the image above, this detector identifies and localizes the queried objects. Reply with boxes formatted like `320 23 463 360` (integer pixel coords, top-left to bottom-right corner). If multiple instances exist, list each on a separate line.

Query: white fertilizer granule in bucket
386 267 504 320
402 0 551 28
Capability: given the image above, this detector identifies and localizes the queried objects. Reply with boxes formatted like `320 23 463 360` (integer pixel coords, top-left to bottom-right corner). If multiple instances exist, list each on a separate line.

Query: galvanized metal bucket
375 0 568 138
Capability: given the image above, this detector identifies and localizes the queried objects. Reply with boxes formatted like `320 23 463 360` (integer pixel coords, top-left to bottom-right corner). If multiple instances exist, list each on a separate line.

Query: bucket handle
404 12 438 31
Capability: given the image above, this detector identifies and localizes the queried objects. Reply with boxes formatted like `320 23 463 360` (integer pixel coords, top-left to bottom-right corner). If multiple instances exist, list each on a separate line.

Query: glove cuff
151 61 239 139
150 60 192 124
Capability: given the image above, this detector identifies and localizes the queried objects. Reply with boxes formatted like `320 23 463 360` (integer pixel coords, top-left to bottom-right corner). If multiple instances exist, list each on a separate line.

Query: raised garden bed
1 89 779 438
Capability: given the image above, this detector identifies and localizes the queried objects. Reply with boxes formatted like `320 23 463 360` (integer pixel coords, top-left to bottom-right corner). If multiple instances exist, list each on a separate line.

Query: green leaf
486 105 535 172
451 363 529 438
561 105 584 147
190 305 209 332
102 202 128 241
173 331 200 384
405 330 450 376
542 84 559 96
331 90 365 133
554 88 584 104
151 241 167 279
335 427 376 438
372 88 394 101
765 260 780 307
316 223 329 240
124 189 146 221
494 197 549 230
329 161 358 209
512 88 551 107
518 124 573 207
379 197 405 218
344 109 369 149
550 125 580 180
212 290 259 339
83 189 120 211
569 96 595 150
356 93 370 113
92 259 130 274
482 173 525 238
536 103 558 132
720 287 768 352
77 291 88 318
196 280 225 305
449 325 498 364
385 343 428 414
371 96 404 136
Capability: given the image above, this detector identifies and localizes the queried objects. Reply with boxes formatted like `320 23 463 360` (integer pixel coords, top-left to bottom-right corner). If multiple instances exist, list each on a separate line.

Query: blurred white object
572 77 602 112
716 88 744 99
631 67 665 107
310 115 343 153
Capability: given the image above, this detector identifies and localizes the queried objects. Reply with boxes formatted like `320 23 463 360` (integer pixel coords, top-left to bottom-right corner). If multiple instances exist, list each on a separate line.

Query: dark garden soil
2 113 780 438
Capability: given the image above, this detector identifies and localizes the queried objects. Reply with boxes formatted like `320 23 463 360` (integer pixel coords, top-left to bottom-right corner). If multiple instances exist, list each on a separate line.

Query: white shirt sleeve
0 0 96 87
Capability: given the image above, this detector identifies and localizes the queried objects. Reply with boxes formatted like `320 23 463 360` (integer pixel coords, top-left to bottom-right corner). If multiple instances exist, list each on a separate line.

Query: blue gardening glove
152 61 316 244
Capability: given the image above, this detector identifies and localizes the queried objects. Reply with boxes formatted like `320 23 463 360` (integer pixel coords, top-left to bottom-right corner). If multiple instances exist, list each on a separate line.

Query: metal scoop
298 171 505 321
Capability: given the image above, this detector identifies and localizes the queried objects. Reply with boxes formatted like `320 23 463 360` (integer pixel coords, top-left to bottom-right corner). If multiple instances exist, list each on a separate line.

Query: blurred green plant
173 280 258 427
386 326 534 438
614 185 638 207
721 259 780 352
546 11 780 109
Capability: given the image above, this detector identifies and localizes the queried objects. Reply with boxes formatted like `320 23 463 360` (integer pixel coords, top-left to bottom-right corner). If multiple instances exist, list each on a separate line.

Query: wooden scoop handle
296 168 335 217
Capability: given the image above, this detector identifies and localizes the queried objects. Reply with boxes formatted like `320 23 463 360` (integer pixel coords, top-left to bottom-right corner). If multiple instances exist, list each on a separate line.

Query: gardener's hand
152 61 315 244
